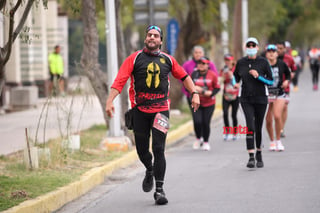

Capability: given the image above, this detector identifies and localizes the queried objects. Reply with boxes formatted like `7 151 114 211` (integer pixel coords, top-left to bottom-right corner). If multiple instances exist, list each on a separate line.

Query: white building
1 0 68 105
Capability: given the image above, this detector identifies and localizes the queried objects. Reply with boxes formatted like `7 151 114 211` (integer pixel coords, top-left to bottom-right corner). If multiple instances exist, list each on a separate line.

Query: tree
285 0 320 47
80 0 130 128
268 0 303 43
169 0 221 108
80 0 109 124
231 0 243 60
0 0 47 95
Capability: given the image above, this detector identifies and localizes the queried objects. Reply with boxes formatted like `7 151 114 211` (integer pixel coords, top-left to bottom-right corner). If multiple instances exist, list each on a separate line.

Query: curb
3 108 222 213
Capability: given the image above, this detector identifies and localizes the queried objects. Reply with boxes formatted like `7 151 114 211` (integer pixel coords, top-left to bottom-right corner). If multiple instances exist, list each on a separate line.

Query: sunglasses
246 43 257 48
198 62 207 65
267 49 277 52
146 25 162 33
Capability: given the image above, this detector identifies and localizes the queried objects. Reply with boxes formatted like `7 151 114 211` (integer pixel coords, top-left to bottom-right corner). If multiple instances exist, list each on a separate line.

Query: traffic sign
166 19 179 55
134 0 168 25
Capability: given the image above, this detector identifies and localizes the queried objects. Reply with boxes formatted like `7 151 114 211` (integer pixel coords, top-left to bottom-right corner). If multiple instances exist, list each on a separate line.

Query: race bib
268 95 277 103
153 113 170 134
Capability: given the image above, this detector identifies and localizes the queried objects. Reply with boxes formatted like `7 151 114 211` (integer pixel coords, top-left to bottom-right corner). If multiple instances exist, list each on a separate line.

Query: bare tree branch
3 0 34 64
12 0 35 42
0 0 36 95
0 0 6 11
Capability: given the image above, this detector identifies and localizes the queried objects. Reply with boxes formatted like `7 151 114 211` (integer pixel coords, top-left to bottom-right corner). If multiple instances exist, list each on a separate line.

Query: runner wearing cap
291 50 302 92
191 57 220 151
233 37 273 168
264 44 291 152
182 46 218 106
105 25 200 205
220 54 239 141
181 45 218 146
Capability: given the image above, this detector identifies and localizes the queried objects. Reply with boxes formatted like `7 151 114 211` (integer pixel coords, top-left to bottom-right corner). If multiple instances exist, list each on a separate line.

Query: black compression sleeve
181 74 188 81
211 88 220 97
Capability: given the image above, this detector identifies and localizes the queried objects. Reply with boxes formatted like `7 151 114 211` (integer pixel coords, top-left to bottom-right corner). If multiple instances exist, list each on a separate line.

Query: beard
145 41 160 51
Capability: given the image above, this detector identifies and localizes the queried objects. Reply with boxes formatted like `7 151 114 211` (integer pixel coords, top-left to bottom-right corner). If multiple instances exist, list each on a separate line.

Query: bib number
153 113 170 134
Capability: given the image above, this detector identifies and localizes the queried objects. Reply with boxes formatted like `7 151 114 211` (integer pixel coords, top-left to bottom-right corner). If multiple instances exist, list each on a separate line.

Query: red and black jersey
219 65 239 96
191 70 220 107
278 54 296 94
111 49 188 113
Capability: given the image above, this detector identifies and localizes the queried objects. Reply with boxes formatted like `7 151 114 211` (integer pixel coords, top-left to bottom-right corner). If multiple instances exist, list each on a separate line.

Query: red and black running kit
111 48 188 189
278 54 296 94
111 48 187 112
220 66 240 133
234 56 273 150
191 70 220 142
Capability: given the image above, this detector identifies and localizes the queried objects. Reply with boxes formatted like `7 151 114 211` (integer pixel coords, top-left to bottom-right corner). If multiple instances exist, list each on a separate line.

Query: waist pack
268 87 280 96
125 108 135 130
124 97 168 130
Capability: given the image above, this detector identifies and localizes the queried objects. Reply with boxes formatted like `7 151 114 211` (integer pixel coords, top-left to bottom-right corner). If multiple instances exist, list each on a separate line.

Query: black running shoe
154 191 168 205
246 158 255 168
256 161 264 168
142 170 153 192
255 152 264 168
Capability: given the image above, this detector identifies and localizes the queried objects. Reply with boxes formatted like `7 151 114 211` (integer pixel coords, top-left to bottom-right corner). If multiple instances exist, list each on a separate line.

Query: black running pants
192 104 215 142
292 67 301 86
133 109 168 182
240 102 267 150
222 97 239 133
311 64 319 85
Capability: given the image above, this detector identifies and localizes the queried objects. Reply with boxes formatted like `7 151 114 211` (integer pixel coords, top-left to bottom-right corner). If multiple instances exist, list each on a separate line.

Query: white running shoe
269 141 276 151
202 142 211 151
232 134 238 141
200 137 204 147
193 140 200 149
276 140 285 151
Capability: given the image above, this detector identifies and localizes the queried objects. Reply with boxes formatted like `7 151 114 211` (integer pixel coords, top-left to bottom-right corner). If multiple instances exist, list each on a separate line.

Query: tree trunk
0 64 5 95
232 0 243 60
170 0 209 109
0 78 5 97
81 0 109 125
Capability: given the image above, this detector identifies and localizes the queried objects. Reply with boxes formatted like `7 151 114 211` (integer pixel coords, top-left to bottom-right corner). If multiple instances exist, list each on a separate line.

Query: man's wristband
191 91 199 98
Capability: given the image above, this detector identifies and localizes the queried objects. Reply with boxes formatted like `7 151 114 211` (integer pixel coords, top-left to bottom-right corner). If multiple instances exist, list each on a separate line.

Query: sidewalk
0 95 105 156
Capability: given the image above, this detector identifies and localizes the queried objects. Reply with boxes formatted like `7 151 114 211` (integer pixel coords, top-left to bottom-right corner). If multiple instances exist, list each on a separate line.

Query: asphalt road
56 67 320 213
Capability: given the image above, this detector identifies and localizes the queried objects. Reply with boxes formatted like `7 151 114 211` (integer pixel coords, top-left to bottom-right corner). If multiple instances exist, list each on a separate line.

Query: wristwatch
191 91 199 98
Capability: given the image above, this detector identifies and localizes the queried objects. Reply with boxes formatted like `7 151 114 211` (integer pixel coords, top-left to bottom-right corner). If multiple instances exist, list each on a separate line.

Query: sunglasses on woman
246 43 257 48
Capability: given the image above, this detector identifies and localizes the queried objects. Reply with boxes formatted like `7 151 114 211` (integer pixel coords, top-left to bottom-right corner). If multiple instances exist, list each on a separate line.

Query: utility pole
242 0 248 54
104 0 122 137
148 0 155 25
220 1 229 54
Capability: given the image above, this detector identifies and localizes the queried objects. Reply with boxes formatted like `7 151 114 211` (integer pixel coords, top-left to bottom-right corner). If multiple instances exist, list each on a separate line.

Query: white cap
285 41 291 48
246 37 259 46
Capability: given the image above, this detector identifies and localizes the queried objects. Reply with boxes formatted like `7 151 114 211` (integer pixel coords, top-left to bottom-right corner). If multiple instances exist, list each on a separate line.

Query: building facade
1 0 68 103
